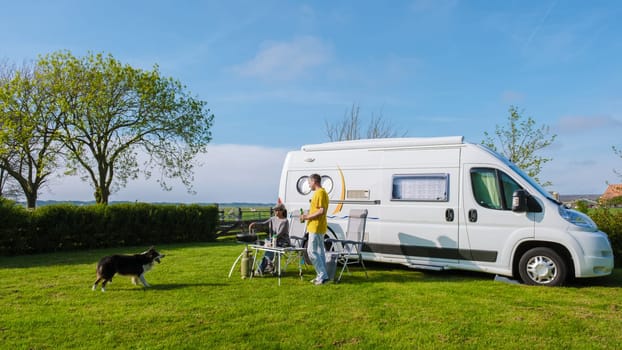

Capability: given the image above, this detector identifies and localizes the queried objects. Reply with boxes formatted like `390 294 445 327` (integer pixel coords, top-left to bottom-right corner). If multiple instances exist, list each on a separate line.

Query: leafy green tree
604 195 622 207
325 103 406 141
0 169 6 197
0 166 17 199
0 63 64 208
0 60 10 197
482 106 557 186
36 51 214 205
575 200 589 214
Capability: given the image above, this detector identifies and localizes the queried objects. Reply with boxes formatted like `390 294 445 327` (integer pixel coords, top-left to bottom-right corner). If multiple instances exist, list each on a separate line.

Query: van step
403 264 445 271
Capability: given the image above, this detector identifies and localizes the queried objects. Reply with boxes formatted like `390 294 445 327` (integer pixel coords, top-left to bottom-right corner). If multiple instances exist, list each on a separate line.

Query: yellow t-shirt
307 187 329 234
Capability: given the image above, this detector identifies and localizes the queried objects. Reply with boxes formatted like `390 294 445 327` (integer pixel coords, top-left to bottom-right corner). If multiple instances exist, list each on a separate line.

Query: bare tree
325 103 406 141
367 111 404 138
614 145 622 178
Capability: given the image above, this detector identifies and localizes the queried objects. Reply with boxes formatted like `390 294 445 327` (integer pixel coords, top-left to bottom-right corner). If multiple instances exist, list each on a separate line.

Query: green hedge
2 197 618 266
0 199 218 255
589 208 622 267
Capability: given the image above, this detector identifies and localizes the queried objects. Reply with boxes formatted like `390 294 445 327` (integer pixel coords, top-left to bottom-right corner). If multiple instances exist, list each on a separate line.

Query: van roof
301 136 465 151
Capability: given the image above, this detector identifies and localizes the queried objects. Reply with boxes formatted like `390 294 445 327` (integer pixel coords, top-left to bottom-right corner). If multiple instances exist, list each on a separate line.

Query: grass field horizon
1 242 621 349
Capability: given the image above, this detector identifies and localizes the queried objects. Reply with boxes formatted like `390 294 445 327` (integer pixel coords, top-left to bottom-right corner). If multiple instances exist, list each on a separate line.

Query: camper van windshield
508 163 558 203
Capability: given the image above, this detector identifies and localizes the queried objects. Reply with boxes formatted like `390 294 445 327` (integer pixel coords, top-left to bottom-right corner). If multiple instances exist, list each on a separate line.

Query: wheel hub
526 256 557 284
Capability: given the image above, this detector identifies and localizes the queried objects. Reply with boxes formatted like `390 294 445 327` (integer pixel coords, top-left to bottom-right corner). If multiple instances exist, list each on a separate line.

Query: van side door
374 168 460 265
461 166 536 268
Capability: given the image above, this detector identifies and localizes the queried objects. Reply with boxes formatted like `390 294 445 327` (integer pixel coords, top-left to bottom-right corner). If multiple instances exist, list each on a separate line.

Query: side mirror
512 189 543 213
512 189 527 212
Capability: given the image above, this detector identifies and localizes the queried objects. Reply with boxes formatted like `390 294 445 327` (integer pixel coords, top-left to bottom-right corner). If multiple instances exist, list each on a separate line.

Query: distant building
559 194 600 208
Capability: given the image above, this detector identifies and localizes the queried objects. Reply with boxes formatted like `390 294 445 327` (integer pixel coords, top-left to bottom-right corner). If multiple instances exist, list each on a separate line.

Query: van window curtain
471 169 502 209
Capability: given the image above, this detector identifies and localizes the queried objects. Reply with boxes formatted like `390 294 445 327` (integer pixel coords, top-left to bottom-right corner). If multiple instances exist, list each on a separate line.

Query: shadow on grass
0 242 219 268
337 261 622 288
566 270 622 288
150 283 228 290
0 251 108 268
321 262 493 285
4 244 621 288
95 283 228 292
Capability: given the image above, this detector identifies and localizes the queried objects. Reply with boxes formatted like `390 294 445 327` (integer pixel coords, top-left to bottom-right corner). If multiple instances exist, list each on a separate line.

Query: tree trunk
25 190 37 209
94 186 110 205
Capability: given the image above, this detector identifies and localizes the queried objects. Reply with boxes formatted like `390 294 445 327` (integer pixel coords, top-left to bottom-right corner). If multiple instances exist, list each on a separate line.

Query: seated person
248 203 290 274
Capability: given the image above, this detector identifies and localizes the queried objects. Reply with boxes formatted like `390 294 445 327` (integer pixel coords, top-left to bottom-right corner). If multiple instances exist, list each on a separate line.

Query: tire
518 247 567 286
324 226 337 251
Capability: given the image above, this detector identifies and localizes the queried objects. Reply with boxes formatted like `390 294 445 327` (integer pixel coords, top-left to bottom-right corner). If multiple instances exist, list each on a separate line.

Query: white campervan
277 136 614 286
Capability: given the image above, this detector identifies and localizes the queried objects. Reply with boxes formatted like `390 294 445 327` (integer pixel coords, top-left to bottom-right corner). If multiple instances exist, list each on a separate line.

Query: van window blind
392 174 449 201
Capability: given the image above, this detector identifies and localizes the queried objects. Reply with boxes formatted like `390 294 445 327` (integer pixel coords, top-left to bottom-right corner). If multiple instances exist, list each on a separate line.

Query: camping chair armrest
290 235 306 242
326 238 360 254
289 235 307 248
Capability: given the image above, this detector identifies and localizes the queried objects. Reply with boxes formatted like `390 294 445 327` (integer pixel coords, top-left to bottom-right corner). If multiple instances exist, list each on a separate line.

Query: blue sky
1 0 621 203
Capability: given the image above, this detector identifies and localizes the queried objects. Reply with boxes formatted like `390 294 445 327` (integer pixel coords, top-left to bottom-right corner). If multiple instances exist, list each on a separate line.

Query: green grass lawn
1 243 621 349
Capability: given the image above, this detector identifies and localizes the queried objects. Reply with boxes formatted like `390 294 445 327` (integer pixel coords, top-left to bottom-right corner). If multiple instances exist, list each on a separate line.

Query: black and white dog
92 247 165 292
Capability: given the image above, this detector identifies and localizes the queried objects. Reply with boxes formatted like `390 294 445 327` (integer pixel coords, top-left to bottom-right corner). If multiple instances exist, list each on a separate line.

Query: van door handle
445 208 454 222
468 209 478 222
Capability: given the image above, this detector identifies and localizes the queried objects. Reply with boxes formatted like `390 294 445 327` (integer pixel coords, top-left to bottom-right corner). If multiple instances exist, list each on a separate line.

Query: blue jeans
307 233 328 281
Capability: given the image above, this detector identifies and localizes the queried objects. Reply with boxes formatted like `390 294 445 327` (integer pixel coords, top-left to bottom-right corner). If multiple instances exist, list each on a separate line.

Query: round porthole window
321 176 333 194
296 176 311 195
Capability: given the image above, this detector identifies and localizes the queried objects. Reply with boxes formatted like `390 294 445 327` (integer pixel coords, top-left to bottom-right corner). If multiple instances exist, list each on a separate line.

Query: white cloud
555 115 622 133
39 144 290 204
541 153 618 195
28 140 622 202
501 90 525 104
231 36 332 81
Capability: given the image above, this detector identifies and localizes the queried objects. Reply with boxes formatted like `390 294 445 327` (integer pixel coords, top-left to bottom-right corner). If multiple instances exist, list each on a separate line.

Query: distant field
219 206 271 220
1 243 621 349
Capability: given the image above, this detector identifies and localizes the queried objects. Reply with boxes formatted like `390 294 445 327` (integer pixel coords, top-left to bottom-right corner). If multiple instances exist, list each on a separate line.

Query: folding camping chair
283 210 308 270
326 209 369 283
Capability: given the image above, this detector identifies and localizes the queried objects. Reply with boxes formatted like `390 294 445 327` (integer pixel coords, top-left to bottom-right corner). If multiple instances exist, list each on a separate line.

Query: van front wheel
518 247 567 286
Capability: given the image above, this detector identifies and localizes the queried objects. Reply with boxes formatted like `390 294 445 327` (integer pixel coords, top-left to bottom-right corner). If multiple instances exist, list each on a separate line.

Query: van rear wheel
518 247 567 286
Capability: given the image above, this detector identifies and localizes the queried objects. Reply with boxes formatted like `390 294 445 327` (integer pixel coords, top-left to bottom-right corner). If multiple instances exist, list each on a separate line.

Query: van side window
470 168 522 210
392 174 449 201
500 172 521 210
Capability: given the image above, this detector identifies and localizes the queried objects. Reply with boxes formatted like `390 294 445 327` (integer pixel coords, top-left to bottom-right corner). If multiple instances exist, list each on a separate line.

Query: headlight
558 206 597 231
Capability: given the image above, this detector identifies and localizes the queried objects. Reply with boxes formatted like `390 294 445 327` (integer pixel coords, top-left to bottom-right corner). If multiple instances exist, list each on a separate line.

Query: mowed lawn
1 243 621 349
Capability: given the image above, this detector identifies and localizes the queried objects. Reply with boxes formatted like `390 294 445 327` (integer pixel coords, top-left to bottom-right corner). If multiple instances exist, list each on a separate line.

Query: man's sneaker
314 279 329 285
310 278 318 283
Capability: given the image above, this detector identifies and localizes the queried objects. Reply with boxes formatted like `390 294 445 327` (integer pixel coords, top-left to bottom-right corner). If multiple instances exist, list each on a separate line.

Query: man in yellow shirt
301 173 329 285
